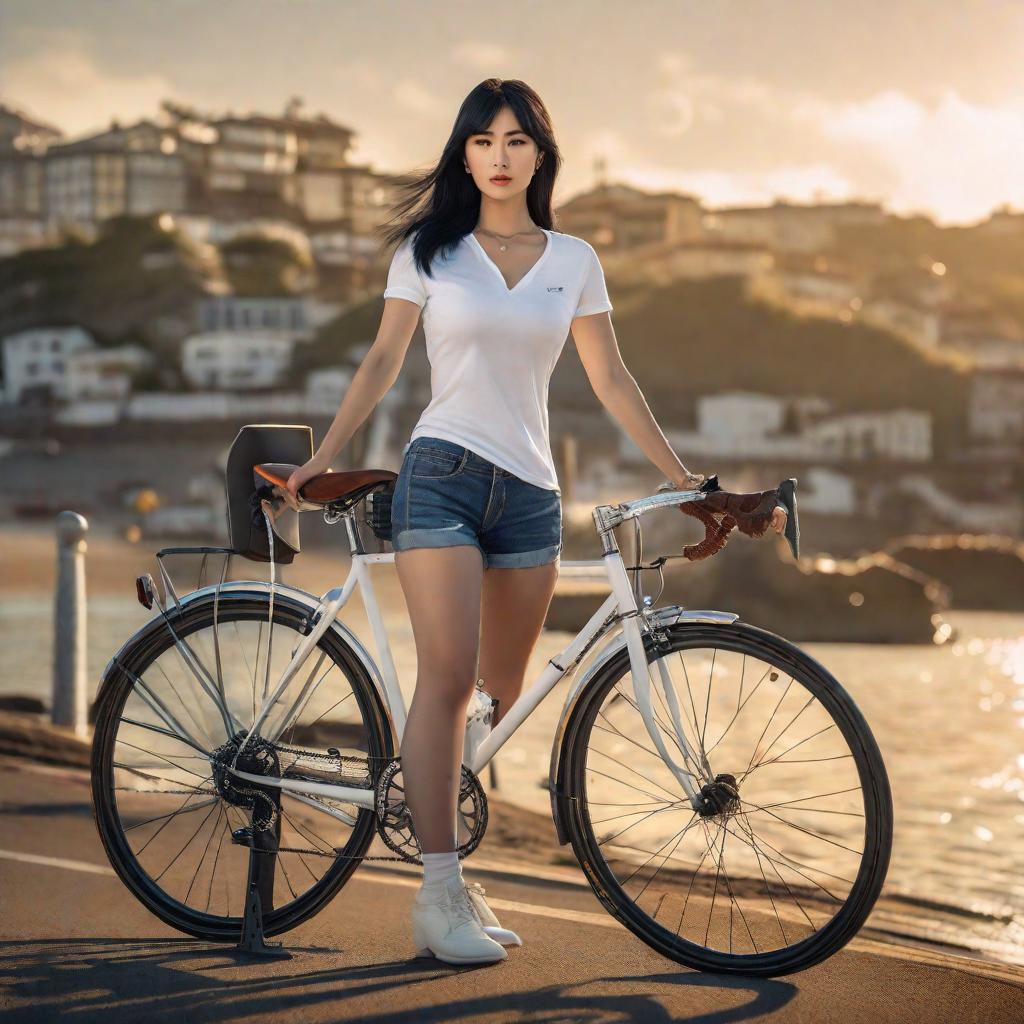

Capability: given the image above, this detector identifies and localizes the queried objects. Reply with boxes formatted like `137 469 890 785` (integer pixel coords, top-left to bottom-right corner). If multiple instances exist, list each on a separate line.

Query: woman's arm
311 297 422 467
571 311 701 488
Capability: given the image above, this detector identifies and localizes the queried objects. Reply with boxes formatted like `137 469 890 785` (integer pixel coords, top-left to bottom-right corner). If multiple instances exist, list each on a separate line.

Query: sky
2 0 1022 226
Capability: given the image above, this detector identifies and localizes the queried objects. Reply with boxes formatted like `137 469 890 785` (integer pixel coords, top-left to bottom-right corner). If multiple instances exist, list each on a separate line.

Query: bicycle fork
619 613 711 811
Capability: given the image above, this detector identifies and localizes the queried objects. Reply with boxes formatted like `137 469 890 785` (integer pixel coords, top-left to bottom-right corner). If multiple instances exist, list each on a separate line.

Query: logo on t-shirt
547 286 564 292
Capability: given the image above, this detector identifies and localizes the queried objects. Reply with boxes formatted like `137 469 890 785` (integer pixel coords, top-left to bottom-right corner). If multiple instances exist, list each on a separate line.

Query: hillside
598 273 971 453
832 214 1024 326
0 215 977 455
291 269 971 455
0 215 214 352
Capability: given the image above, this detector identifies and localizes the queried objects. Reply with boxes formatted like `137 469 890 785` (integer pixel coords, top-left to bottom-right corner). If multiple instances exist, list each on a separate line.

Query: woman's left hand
672 470 706 489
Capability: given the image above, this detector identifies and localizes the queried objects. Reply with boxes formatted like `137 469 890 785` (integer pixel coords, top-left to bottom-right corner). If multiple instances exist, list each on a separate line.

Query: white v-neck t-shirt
382 228 613 492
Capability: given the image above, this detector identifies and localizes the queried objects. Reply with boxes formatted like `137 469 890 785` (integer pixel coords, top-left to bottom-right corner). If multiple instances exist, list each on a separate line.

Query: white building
602 239 773 286
306 366 351 411
939 305 1024 369
197 295 338 338
43 120 187 229
181 331 293 389
968 369 1024 442
309 227 381 267
199 295 309 334
622 391 803 461
66 344 151 400
802 409 932 460
797 467 857 515
1 325 94 403
774 268 861 309
619 389 932 463
858 299 942 351
702 201 886 253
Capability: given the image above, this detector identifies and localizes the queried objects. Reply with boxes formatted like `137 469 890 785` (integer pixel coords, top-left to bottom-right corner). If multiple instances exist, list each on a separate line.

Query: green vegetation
219 233 313 296
0 214 209 346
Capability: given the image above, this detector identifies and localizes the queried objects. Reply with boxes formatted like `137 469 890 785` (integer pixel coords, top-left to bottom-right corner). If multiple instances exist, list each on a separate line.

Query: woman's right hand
282 455 331 511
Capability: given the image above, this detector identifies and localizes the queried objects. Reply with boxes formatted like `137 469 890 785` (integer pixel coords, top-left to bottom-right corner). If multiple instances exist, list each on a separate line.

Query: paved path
1 756 1023 1023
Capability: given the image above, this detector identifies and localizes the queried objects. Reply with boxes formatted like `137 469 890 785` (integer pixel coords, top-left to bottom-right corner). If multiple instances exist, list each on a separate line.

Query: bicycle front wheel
91 589 393 941
559 619 892 975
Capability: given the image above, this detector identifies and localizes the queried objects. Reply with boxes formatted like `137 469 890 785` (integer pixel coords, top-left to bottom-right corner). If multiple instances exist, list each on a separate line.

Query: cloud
392 78 445 117
641 51 1024 223
2 36 181 138
451 42 511 71
647 52 785 138
800 87 1024 223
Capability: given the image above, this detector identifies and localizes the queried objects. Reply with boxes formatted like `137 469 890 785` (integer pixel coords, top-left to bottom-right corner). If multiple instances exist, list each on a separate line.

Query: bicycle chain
274 749 411 863
214 742 441 863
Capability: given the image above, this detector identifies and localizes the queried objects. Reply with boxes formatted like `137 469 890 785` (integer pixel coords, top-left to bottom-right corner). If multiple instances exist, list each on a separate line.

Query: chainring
374 756 488 864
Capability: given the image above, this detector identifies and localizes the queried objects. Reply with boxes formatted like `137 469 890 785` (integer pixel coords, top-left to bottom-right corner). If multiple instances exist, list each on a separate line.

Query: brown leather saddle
254 463 396 512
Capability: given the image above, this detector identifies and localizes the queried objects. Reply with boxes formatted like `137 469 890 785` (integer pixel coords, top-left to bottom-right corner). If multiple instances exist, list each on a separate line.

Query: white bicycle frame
192 485 717 819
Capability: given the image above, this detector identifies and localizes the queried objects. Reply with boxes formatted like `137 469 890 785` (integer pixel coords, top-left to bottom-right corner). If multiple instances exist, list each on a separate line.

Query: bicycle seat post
342 509 363 555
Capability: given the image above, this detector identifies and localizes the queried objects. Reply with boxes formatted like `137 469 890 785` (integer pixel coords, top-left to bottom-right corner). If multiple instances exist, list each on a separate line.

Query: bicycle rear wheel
91 589 393 941
559 619 892 975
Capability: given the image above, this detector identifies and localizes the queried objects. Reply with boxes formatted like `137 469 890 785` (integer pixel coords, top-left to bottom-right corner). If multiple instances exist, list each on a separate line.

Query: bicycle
90 424 892 976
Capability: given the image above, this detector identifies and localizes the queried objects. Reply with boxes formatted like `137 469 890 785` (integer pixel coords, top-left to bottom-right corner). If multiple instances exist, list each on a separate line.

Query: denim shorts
391 436 562 569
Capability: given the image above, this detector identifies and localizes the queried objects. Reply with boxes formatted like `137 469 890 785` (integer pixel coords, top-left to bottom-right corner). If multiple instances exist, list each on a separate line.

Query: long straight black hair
380 78 562 279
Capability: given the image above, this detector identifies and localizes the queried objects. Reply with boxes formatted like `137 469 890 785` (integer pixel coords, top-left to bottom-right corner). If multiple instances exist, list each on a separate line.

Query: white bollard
53 511 88 737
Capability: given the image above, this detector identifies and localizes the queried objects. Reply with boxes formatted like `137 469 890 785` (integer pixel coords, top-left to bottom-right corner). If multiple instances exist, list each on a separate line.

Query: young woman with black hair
286 78 787 965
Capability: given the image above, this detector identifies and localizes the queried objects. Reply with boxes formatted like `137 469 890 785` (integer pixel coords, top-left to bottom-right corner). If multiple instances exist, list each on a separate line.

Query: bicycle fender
96 579 393 742
547 605 739 845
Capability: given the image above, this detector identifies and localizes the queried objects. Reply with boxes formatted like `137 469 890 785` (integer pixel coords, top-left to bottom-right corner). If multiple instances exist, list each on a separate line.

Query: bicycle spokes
581 640 869 957
105 607 374 923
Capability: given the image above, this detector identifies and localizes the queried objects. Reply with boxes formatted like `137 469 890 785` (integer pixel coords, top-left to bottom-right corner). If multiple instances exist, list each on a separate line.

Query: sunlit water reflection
2 596 1022 963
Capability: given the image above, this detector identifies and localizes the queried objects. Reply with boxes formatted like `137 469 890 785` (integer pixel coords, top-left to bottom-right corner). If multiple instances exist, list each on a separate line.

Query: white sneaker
465 882 523 946
411 876 508 965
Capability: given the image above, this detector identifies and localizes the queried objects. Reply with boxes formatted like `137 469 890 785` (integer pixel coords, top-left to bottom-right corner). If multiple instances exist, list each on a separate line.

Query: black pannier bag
225 423 313 563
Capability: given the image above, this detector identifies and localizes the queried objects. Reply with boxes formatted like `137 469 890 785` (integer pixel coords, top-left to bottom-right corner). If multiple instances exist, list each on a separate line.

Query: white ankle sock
420 850 462 892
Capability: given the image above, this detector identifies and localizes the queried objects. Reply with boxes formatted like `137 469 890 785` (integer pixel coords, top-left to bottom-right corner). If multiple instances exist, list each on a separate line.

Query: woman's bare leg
395 543 484 853
479 561 559 729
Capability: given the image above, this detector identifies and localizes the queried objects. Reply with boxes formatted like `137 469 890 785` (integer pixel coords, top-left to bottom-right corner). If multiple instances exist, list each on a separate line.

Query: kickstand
237 882 292 959
235 826 292 960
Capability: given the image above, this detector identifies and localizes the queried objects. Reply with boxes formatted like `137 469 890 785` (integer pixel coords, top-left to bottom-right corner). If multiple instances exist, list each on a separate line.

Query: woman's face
464 106 542 201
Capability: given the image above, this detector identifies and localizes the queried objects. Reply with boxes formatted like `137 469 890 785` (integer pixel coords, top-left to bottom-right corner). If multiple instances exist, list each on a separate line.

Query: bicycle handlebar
608 473 799 562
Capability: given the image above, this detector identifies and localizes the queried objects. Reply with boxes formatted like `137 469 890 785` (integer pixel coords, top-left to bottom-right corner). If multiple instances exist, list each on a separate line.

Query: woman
286 79 786 966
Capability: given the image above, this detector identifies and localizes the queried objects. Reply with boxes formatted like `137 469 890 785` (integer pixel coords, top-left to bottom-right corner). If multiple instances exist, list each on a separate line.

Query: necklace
474 226 544 252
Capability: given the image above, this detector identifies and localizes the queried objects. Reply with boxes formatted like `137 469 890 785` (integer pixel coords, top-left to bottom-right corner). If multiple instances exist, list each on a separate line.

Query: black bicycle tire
90 590 393 942
559 619 893 976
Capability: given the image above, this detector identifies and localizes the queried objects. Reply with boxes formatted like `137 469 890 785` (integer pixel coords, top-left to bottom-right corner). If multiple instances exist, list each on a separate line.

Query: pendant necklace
475 226 543 252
